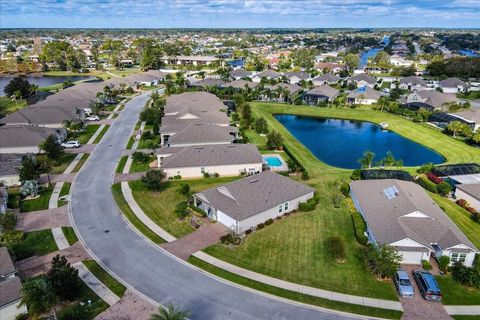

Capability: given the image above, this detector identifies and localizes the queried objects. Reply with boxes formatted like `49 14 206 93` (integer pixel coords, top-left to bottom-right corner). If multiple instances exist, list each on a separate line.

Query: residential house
455 183 480 213
303 85 339 105
405 90 459 112
156 144 262 178
222 79 259 91
450 109 480 131
252 70 283 83
0 248 27 320
399 76 427 91
163 55 220 66
350 179 478 266
315 62 345 74
347 87 381 105
264 83 303 103
0 125 66 154
390 54 413 67
229 69 253 80
194 171 314 234
189 78 225 89
349 73 377 88
0 154 23 187
439 78 468 93
312 73 340 86
162 123 238 147
284 71 310 84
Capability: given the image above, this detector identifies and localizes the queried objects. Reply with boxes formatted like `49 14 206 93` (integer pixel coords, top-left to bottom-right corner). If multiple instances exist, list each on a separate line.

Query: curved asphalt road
70 91 359 320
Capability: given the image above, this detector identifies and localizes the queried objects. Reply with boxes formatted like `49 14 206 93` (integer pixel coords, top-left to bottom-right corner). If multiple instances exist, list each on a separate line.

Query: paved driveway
70 90 361 320
400 265 451 320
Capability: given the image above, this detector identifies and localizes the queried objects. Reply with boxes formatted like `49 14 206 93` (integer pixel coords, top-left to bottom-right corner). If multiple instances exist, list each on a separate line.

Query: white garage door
399 251 423 264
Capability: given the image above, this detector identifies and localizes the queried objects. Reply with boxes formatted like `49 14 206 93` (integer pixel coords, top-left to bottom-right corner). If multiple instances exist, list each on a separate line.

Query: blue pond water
358 35 390 68
0 75 95 96
275 115 445 169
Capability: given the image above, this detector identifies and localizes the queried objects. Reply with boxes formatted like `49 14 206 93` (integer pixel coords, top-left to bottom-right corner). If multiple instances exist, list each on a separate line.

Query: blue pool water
458 49 478 57
265 157 283 167
275 115 445 169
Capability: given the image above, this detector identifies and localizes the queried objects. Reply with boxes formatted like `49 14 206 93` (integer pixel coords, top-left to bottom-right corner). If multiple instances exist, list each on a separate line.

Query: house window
451 252 467 263
278 205 283 213
284 202 289 211
201 167 205 173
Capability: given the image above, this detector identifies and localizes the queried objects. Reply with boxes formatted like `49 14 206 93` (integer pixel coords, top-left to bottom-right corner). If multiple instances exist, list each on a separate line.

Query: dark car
412 270 442 301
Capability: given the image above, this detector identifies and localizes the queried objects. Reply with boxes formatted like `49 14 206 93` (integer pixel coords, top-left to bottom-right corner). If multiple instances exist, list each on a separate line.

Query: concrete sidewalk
73 262 121 306
445 305 480 315
52 227 70 250
48 182 63 209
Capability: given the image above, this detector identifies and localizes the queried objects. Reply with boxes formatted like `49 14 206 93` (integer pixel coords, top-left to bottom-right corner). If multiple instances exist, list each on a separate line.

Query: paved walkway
114 172 146 183
52 227 70 250
16 206 70 231
445 305 480 316
66 144 96 154
73 262 121 306
64 153 84 174
39 173 75 184
399 265 451 320
17 242 90 278
161 223 228 261
49 182 63 209
121 182 403 312
95 289 156 320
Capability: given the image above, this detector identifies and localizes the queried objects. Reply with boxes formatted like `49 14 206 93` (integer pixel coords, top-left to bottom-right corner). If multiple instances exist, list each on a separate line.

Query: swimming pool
265 156 283 167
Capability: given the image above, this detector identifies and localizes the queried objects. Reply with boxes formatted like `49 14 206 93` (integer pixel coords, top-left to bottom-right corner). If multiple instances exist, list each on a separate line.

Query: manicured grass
62 226 79 245
111 183 165 244
189 256 402 319
130 177 239 238
436 275 480 305
83 260 127 297
20 187 53 212
243 128 267 148
93 125 110 144
129 156 155 173
58 182 71 207
43 153 77 174
137 136 159 150
57 277 109 320
452 316 480 320
431 193 480 250
126 136 135 149
11 230 59 260
116 156 128 173
77 125 100 144
0 96 27 115
72 153 90 173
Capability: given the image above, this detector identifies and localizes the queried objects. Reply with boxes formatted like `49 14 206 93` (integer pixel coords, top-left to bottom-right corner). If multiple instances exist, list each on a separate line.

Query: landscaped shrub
265 218 274 226
457 199 468 208
220 233 242 246
301 169 309 180
437 181 452 196
351 169 361 180
351 210 368 246
203 172 210 178
421 259 433 270
132 152 149 163
178 183 191 196
299 197 317 212
213 172 220 178
173 175 182 180
417 163 433 174
141 130 152 140
451 261 480 289
417 176 438 193
438 255 451 272
245 228 252 235
472 211 479 222
58 304 84 320
426 172 443 184
189 205 207 217
175 201 189 218
257 223 265 229
325 236 346 263
340 182 350 197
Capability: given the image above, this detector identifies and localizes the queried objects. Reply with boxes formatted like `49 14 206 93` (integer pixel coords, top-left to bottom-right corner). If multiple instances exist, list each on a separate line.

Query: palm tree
150 304 191 320
358 151 375 169
29 84 39 97
12 90 22 108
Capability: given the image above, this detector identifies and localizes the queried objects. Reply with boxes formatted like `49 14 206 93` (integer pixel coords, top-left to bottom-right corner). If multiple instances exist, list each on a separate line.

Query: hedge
298 193 320 212
417 176 438 194
351 210 368 246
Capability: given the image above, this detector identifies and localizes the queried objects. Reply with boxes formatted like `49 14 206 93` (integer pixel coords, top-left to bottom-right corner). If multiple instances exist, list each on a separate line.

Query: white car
61 140 81 148
86 115 100 121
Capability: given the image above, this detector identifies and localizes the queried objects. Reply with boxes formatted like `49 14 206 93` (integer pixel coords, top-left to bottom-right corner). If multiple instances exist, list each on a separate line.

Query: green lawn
77 125 100 144
72 153 90 173
126 136 135 149
58 182 72 207
83 260 127 297
452 316 480 320
111 183 165 244
116 156 128 173
20 187 53 212
0 96 27 115
431 193 480 249
57 277 109 320
129 156 155 173
93 125 110 144
130 177 239 238
243 128 267 148
42 153 77 174
436 275 480 305
62 226 79 245
11 230 58 260
189 256 402 319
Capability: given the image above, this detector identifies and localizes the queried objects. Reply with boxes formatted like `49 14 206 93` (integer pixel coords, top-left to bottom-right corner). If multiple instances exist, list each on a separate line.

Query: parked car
86 115 100 121
394 270 414 298
61 140 81 149
412 270 442 301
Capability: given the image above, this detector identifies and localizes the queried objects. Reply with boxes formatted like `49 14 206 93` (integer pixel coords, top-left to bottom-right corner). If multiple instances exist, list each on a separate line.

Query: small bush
245 229 252 235
213 172 220 178
178 183 191 196
417 163 434 174
456 199 468 208
190 205 207 217
472 211 479 222
421 259 432 270
351 169 361 180
340 182 350 197
325 236 346 263
132 152 149 163
203 172 210 178
437 181 452 196
58 304 84 320
265 218 274 226
175 201 189 218
301 170 309 180
438 255 450 272
417 176 438 193
173 175 182 180
220 233 242 245
141 130 152 140
257 223 265 229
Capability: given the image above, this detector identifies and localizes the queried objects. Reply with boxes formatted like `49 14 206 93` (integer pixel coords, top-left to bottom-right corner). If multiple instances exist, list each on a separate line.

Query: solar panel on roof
383 186 400 200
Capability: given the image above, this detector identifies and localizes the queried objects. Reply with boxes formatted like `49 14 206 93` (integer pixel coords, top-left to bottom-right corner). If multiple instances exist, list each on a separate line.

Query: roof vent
383 186 400 200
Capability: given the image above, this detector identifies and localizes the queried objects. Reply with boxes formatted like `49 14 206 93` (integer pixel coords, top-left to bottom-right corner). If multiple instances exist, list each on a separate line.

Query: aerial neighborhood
0 21 480 320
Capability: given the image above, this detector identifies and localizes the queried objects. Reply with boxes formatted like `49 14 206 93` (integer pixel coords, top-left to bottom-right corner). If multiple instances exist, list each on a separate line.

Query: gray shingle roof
439 77 467 88
456 183 480 200
189 78 225 88
0 154 23 176
222 79 259 89
168 123 237 145
229 69 252 79
348 87 381 100
451 109 480 124
160 144 262 168
350 179 477 251
0 277 22 307
305 85 339 99
415 90 459 108
270 83 303 95
351 73 376 84
399 76 427 86
255 70 282 79
0 247 16 278
313 73 340 83
0 125 62 148
196 171 314 221
284 71 310 80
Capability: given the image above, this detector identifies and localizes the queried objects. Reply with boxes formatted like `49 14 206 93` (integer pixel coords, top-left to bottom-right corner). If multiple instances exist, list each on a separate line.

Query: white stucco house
156 144 263 178
0 248 28 320
194 172 315 234
455 183 480 213
350 179 478 266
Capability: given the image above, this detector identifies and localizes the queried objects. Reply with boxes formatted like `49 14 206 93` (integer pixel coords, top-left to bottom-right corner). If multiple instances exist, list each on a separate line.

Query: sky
1 0 479 29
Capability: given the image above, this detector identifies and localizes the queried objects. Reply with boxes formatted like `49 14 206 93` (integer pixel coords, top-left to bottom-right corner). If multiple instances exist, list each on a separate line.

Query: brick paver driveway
95 289 157 320
16 206 70 232
161 222 228 260
400 265 451 320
